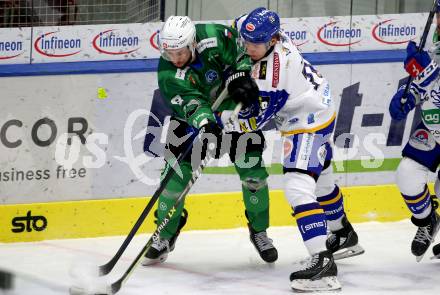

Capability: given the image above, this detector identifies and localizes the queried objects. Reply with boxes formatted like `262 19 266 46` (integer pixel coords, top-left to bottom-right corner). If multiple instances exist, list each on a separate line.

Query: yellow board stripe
294 208 324 220
1 183 438 243
319 191 342 206
404 189 428 204
281 113 336 136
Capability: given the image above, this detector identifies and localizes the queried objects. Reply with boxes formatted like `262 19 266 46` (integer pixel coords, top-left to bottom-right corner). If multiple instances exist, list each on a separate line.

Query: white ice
0 220 439 295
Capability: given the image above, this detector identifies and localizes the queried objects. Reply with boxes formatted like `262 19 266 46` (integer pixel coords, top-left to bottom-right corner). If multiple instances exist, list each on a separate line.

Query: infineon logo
34 31 81 57
372 19 416 44
283 29 309 46
150 31 159 50
92 29 140 55
317 21 362 46
0 40 24 60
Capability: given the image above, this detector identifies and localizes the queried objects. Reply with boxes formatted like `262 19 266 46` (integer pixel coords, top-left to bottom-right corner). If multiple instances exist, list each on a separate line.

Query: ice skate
248 224 278 263
142 209 188 266
326 216 365 260
290 250 341 292
411 209 440 262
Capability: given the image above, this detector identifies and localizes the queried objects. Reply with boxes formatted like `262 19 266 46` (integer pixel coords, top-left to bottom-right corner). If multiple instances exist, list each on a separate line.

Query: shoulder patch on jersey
196 37 218 53
272 52 280 87
175 67 189 80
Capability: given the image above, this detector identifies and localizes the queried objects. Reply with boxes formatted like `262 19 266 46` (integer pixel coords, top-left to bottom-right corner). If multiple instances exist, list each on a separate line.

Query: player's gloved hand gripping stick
70 99 242 295
71 89 242 294
401 0 438 105
97 101 242 295
94 88 230 277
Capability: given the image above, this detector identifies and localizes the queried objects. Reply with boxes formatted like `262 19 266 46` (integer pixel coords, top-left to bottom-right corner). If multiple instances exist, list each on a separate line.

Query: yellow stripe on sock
404 189 428 204
295 208 324 220
319 191 342 206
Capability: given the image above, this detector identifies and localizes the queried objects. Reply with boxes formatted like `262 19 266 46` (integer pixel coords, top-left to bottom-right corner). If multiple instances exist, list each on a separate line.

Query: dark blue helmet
437 0 440 13
240 7 280 43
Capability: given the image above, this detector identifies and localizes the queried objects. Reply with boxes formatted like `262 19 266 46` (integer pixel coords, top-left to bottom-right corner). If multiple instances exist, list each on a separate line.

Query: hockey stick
99 102 242 295
96 88 229 276
401 0 438 103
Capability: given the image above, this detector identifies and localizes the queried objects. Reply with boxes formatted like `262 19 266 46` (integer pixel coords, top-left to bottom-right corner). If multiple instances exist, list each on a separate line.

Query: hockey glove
404 41 439 88
226 71 259 106
200 121 223 159
389 85 416 121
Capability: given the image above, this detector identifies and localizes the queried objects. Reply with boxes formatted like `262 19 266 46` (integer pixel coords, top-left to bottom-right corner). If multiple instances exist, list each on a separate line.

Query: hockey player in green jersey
141 16 277 265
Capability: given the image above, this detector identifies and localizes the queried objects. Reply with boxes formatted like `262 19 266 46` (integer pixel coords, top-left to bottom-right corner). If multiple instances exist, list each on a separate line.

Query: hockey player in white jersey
388 4 440 261
230 7 364 292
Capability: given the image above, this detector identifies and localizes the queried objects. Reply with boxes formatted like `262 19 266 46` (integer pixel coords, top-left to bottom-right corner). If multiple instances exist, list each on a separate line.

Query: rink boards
0 184 427 243
1 12 439 243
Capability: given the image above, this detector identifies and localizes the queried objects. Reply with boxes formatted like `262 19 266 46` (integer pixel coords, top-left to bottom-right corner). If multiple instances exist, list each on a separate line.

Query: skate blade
333 244 365 260
415 254 425 263
414 223 440 262
291 276 341 293
141 254 168 266
430 254 440 260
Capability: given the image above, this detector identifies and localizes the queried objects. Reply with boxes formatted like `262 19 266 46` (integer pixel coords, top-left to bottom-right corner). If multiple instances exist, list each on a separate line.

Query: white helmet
158 16 196 61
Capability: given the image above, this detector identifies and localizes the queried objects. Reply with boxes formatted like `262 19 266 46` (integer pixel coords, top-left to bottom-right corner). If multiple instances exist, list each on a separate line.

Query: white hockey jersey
232 32 335 136
414 68 440 143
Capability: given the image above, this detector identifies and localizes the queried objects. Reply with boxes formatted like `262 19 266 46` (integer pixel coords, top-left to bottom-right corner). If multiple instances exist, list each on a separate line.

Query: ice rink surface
1 220 440 295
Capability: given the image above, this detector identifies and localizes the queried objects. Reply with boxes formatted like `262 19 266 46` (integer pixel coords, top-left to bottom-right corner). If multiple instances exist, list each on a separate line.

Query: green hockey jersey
157 23 250 128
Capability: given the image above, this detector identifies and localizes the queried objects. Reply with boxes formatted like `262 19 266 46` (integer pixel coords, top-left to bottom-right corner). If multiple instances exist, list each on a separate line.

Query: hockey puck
0 269 14 290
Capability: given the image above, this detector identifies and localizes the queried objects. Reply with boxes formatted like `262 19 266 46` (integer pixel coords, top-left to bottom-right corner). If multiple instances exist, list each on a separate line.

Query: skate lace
298 253 320 270
152 238 170 251
253 231 274 251
327 233 337 245
414 225 433 245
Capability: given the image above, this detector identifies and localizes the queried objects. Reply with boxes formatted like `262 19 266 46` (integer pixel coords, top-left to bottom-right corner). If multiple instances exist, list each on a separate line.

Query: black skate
290 250 341 292
431 243 440 260
326 216 365 260
248 224 278 263
411 207 440 262
142 208 188 266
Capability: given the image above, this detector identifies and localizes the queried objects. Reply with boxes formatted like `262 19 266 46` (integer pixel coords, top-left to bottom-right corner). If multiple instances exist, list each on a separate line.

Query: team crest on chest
205 70 219 84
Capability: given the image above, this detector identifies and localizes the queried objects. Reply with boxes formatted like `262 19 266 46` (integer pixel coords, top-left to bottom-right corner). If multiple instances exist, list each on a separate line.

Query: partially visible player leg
142 119 195 266
316 154 364 260
397 158 440 261
286 172 340 292
141 162 192 266
282 126 341 292
231 130 278 263
397 124 440 261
